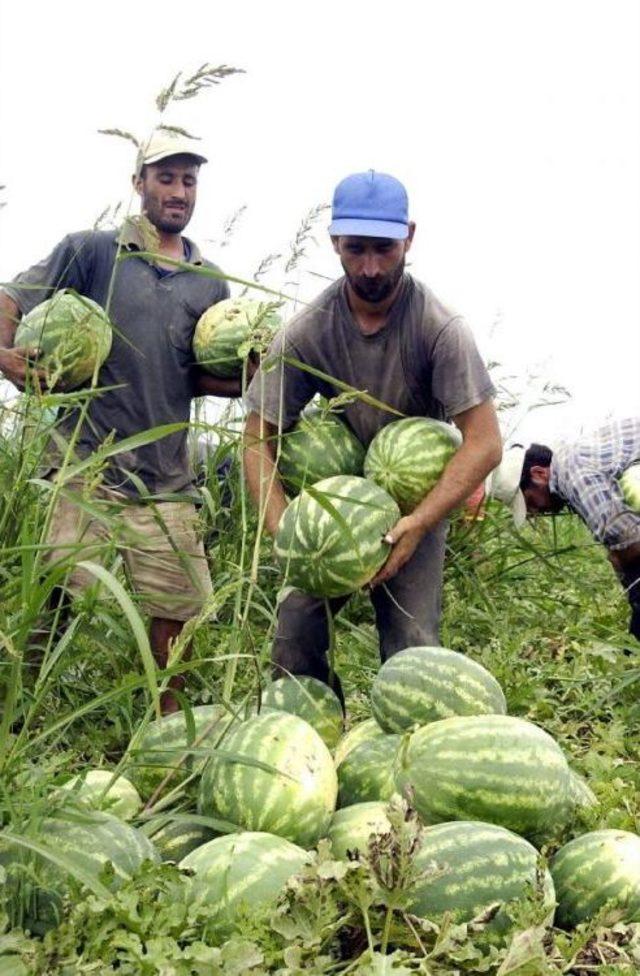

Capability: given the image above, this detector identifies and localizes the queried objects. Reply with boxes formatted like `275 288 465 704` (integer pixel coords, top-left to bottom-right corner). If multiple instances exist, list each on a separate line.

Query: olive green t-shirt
244 274 495 446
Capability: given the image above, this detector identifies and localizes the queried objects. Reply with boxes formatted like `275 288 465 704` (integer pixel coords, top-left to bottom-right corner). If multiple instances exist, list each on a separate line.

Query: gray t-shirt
245 274 495 447
5 220 229 497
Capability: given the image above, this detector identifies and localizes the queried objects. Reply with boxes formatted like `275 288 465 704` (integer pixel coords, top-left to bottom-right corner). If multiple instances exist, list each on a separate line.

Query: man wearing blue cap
244 171 502 700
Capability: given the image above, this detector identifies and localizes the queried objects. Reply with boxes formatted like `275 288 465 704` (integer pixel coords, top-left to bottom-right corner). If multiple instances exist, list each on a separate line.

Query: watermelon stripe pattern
620 463 640 512
551 830 640 928
334 718 385 768
260 676 344 750
337 734 401 808
364 417 461 514
328 802 392 860
371 646 507 733
60 769 142 821
278 408 365 495
395 715 571 841
274 475 400 598
146 819 216 863
180 831 308 940
407 820 555 926
193 298 281 378
199 711 338 848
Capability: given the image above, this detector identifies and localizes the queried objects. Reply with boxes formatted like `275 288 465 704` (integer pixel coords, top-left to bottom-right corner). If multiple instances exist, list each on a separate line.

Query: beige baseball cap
487 446 527 526
138 130 208 168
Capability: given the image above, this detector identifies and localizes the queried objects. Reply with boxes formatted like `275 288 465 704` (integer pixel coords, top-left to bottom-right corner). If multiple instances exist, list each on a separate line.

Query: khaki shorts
44 478 213 621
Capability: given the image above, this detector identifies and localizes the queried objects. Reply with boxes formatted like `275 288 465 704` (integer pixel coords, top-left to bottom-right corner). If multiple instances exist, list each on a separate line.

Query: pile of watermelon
4 647 637 943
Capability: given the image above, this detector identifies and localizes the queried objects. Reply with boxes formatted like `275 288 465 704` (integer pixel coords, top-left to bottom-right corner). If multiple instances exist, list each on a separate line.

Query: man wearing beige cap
0 129 237 711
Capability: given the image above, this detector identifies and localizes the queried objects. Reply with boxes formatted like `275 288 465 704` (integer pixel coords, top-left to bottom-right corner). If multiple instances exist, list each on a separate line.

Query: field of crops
0 377 639 975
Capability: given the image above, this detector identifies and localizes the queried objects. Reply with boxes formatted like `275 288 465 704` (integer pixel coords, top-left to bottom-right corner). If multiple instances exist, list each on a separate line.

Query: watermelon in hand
278 407 365 495
193 297 281 378
14 290 112 390
620 463 640 511
274 475 400 598
364 417 461 513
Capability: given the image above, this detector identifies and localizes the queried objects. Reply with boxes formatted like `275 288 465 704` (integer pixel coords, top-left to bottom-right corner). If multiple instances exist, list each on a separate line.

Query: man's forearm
243 412 288 536
192 371 243 398
0 291 20 349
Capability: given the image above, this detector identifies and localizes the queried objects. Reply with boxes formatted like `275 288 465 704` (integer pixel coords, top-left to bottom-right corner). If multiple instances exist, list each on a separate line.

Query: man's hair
520 443 553 490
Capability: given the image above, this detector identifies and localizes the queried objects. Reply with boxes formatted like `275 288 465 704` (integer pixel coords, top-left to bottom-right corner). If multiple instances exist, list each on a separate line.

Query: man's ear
530 464 551 486
132 173 143 195
330 235 340 254
404 221 416 253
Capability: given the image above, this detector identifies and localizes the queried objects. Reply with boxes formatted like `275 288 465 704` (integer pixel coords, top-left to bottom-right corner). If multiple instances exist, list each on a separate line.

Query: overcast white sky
1 0 638 446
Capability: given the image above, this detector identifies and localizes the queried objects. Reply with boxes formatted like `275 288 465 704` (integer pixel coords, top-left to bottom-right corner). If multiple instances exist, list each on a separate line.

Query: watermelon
278 407 365 495
192 297 281 378
145 818 217 863
59 769 141 821
14 290 112 390
0 811 158 933
407 820 555 927
180 831 308 940
274 475 400 598
371 646 507 733
364 417 461 514
395 714 571 842
334 718 385 768
199 711 338 848
327 802 392 860
338 734 401 808
551 830 640 928
126 704 233 801
260 675 344 750
620 463 640 511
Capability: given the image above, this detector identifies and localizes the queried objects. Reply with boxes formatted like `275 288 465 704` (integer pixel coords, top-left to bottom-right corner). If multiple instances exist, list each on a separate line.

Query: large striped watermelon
0 812 158 933
180 832 308 940
364 417 461 514
278 407 365 495
337 735 401 808
327 802 392 860
126 704 233 801
333 718 385 768
551 830 640 928
199 711 337 848
620 463 640 511
193 297 281 378
371 646 507 733
260 675 344 750
407 821 555 927
59 769 141 821
14 290 112 390
395 715 571 842
274 475 400 598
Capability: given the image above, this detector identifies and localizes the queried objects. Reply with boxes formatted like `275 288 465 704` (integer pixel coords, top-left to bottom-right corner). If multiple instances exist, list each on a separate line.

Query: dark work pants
621 557 640 641
271 521 448 705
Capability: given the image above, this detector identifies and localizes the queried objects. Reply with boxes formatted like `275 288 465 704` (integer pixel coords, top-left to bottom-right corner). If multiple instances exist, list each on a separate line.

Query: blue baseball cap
328 170 409 240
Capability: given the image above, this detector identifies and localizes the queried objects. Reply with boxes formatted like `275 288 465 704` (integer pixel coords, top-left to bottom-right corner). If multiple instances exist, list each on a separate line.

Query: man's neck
344 279 403 335
156 230 185 261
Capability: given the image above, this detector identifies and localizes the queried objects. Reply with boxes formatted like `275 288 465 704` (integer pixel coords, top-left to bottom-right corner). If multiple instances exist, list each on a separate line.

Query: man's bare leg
150 617 192 714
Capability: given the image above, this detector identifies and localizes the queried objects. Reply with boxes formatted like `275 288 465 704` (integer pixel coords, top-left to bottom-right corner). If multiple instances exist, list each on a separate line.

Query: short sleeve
244 328 317 429
3 233 93 316
430 317 496 417
554 458 640 550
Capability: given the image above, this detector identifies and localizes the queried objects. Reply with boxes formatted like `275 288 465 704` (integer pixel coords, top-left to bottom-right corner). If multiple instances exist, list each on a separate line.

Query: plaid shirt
550 417 640 550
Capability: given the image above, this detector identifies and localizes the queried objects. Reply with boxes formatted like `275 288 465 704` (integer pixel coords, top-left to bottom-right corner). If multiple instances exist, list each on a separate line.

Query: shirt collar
117 216 204 265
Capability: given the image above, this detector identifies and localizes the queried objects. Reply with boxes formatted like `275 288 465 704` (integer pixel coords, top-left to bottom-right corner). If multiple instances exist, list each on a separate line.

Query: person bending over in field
488 417 640 642
243 170 502 703
0 130 242 713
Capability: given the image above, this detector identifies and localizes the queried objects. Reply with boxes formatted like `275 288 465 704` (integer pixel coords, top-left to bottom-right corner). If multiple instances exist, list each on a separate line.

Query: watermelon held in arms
370 645 507 733
551 829 640 928
260 675 344 751
620 463 640 511
14 289 112 391
192 296 281 378
364 417 461 514
278 407 366 495
274 474 400 598
180 831 308 941
406 820 555 928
